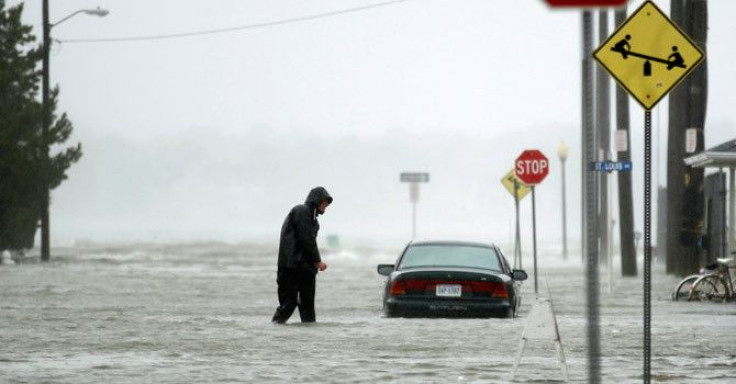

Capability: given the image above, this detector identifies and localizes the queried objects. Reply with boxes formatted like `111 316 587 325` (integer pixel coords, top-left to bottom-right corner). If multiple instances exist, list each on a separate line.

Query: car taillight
470 281 509 298
390 279 428 295
390 280 406 295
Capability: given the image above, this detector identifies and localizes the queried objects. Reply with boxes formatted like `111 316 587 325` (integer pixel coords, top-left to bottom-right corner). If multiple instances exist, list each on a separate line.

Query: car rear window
399 245 502 271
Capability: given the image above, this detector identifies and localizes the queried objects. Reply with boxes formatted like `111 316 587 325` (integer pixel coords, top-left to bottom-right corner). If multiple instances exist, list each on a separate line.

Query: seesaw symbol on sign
610 35 685 77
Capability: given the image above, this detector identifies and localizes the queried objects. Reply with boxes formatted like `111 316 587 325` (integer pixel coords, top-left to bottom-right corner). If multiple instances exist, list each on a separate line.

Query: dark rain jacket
278 187 333 273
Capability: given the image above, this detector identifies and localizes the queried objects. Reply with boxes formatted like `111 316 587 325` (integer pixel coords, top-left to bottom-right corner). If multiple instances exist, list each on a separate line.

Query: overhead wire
55 0 409 44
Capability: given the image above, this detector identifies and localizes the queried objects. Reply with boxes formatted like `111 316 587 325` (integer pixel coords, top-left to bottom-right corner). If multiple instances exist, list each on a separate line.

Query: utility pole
667 0 708 276
41 0 51 262
615 7 637 277
680 0 708 276
582 10 600 384
666 0 688 275
37 4 108 261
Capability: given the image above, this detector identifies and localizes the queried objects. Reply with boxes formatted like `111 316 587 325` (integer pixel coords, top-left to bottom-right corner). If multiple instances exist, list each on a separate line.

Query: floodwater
1 242 735 383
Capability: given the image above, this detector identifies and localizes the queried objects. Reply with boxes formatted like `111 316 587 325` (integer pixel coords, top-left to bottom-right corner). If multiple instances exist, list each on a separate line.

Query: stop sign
544 0 628 7
515 150 549 185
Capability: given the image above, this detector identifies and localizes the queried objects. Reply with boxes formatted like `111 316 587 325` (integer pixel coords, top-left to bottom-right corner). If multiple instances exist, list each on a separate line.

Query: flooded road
1 242 735 383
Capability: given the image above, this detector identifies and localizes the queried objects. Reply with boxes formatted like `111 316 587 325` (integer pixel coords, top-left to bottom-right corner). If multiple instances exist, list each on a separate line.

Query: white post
412 201 416 240
410 182 419 240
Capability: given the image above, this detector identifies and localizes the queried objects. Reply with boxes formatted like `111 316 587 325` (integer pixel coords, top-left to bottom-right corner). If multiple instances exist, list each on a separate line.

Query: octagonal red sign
544 0 628 7
515 150 549 185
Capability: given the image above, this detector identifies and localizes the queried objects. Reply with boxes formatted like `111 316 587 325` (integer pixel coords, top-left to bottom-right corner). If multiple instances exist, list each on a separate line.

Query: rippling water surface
1 243 735 383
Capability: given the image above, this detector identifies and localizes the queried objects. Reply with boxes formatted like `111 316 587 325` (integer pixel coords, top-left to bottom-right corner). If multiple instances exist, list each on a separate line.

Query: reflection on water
1 243 735 383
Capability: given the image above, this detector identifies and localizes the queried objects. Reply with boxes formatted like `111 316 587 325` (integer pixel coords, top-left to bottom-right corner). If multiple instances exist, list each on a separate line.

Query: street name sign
593 1 704 110
400 172 429 183
515 150 549 185
544 0 628 7
501 169 531 201
590 161 633 173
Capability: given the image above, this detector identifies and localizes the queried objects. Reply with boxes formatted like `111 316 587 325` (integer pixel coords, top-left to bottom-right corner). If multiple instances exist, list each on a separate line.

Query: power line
56 0 408 44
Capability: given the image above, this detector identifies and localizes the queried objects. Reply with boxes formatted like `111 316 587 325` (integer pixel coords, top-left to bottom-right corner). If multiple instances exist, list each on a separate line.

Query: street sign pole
583 10 601 384
589 160 632 295
531 186 538 296
510 148 566 381
514 180 522 269
412 195 417 240
514 150 549 295
401 172 429 241
409 181 420 240
643 110 652 384
593 2 705 383
503 170 529 270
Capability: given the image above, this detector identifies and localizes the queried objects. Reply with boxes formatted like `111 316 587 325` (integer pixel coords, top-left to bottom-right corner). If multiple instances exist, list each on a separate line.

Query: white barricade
511 297 568 382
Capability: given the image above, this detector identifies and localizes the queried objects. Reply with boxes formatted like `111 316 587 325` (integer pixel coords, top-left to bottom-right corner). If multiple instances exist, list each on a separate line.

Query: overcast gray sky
10 0 736 250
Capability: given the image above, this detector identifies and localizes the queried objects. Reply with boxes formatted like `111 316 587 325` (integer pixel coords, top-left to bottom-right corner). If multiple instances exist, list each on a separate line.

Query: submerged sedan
377 241 528 318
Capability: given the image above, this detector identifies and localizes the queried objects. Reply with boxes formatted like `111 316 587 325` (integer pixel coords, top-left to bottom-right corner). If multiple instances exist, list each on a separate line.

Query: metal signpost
400 172 429 240
501 169 532 269
514 150 549 295
510 150 565 382
591 160 634 294
544 2 631 383
593 2 704 382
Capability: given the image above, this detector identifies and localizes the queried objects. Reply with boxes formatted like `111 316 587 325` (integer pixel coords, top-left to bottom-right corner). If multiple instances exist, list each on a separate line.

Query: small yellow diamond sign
501 169 531 201
593 1 704 110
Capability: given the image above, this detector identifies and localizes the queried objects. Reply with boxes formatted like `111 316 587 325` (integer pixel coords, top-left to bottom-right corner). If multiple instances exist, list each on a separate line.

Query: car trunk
390 269 509 299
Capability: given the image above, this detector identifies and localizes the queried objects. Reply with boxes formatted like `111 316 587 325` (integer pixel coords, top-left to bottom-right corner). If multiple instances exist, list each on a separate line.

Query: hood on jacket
305 186 333 209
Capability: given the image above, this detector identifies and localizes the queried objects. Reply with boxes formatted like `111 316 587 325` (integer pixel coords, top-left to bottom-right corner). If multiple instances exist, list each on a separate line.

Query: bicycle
672 257 736 302
672 265 715 301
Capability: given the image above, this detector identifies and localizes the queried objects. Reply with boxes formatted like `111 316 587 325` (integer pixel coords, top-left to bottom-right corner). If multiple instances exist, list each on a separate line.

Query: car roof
409 240 497 249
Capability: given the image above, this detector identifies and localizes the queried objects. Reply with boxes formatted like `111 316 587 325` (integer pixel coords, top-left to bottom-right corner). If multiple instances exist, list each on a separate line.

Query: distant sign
515 150 549 185
400 172 429 183
615 130 628 152
685 128 697 154
501 169 531 201
590 161 633 173
593 1 705 110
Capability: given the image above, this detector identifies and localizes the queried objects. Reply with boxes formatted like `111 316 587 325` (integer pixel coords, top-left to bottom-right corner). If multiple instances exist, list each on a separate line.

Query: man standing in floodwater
272 186 333 324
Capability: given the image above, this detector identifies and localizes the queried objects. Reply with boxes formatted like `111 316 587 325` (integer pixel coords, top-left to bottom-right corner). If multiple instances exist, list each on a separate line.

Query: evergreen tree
0 1 81 252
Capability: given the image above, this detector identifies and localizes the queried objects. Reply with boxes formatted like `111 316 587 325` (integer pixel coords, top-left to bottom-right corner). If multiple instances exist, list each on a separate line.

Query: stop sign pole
515 150 549 295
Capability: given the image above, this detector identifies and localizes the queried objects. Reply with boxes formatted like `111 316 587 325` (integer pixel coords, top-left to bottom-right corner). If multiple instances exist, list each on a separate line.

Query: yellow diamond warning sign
501 169 531 201
593 1 704 110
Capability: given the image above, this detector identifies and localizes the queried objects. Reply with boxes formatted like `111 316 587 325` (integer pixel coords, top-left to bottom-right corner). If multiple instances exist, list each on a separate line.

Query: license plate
436 284 462 297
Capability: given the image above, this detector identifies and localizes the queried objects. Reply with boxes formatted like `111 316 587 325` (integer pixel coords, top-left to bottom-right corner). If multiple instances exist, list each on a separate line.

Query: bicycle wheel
673 275 699 301
690 274 729 302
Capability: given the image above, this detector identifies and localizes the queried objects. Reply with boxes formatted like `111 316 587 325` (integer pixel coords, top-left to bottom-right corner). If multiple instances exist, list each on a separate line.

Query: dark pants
272 267 316 323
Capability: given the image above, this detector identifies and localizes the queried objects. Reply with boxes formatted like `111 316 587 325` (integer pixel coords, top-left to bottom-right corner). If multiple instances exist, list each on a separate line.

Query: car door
495 246 520 309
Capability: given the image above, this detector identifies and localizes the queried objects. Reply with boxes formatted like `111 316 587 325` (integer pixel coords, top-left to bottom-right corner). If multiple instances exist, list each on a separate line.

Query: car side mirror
377 264 395 276
511 269 528 281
